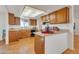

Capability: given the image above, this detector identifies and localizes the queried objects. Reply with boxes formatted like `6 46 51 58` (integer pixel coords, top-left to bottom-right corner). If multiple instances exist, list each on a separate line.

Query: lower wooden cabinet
34 35 45 54
18 30 31 39
9 31 18 43
9 30 31 43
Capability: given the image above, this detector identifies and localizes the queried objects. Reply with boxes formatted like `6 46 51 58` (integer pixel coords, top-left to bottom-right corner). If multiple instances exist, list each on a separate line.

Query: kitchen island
34 30 69 54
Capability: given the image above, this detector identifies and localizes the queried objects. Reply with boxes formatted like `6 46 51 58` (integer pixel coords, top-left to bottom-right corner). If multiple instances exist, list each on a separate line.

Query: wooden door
8 13 15 25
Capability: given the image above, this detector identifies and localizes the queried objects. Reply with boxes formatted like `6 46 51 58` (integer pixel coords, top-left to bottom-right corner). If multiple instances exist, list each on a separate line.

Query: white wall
0 13 5 40
74 5 79 35
0 6 9 44
3 12 9 44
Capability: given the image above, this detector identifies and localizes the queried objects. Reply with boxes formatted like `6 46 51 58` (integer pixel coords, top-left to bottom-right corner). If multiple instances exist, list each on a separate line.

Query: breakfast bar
34 30 69 54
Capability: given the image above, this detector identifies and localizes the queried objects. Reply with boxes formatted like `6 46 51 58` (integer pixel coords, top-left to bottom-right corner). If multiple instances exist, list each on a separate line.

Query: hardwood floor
0 37 35 54
64 35 79 54
0 35 79 54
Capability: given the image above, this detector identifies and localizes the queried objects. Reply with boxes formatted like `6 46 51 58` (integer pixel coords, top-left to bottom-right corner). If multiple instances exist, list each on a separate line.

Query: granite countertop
34 29 70 37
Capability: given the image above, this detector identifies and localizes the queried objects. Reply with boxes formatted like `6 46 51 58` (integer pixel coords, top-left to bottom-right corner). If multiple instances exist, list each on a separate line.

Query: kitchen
0 5 74 54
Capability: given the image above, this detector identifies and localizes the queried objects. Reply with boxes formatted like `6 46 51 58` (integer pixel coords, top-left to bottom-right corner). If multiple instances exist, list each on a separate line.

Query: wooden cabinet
20 30 28 38
30 19 37 26
56 7 69 23
41 15 47 23
8 13 20 25
35 35 45 54
8 13 15 25
17 30 31 39
14 17 20 25
49 12 57 24
9 31 18 43
9 30 31 43
41 7 69 24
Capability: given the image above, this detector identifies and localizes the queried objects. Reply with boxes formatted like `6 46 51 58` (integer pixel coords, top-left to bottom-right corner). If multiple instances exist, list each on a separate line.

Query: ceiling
21 6 46 18
0 5 7 13
21 5 68 18
29 5 68 13
0 5 70 18
6 5 25 17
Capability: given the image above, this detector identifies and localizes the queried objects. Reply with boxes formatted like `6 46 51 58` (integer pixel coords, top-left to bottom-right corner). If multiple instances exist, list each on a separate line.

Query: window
21 19 29 27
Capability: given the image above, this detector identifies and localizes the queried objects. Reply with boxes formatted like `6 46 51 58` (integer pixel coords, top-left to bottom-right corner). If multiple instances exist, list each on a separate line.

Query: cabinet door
41 15 47 23
30 19 37 26
9 31 17 42
15 17 20 25
35 35 45 54
8 13 15 25
49 12 57 24
56 7 69 23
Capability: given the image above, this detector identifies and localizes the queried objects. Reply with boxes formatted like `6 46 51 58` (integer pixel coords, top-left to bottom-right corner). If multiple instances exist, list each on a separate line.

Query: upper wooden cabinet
49 12 57 24
8 13 20 25
41 7 69 24
14 17 20 25
8 13 15 25
41 15 47 23
30 19 37 26
56 7 69 24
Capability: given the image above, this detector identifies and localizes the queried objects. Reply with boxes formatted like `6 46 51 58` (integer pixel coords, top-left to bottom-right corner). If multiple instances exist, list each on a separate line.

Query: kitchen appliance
31 27 36 37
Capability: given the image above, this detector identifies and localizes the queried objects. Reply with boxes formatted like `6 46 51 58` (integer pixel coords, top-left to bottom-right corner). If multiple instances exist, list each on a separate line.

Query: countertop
34 29 69 37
